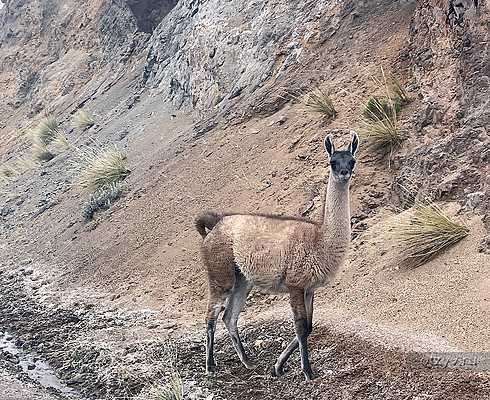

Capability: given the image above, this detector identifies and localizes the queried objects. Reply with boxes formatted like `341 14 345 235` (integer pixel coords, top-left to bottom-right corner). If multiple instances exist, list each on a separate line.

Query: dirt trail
0 262 489 399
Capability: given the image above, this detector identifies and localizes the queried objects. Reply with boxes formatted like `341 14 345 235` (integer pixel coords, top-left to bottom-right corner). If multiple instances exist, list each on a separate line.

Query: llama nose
340 169 349 176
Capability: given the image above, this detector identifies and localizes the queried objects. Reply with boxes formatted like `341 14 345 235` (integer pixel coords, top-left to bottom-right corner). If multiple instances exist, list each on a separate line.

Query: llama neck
321 174 351 248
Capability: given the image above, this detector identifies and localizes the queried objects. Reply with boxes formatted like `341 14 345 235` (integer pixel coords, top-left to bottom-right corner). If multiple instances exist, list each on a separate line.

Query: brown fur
196 211 318 239
197 133 358 380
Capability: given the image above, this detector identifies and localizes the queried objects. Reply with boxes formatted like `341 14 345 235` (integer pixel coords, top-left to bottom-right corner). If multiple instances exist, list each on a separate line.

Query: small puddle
0 331 83 399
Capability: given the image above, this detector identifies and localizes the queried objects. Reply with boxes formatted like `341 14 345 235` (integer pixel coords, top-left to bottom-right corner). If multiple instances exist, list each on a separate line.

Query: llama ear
324 135 335 158
349 130 359 156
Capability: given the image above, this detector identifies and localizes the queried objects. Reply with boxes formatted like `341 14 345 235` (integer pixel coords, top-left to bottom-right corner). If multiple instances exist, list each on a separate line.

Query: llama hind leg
206 292 228 374
223 271 255 369
273 289 314 377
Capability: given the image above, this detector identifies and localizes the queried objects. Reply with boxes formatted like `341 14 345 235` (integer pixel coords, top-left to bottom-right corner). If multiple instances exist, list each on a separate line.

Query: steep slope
0 0 489 398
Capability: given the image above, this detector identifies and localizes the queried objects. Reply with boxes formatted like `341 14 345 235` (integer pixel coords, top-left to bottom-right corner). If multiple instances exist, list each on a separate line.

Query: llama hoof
206 364 217 374
271 364 285 377
303 369 314 381
243 360 258 370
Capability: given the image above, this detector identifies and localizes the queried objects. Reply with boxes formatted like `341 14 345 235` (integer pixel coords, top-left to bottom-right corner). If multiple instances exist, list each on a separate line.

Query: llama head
324 131 359 184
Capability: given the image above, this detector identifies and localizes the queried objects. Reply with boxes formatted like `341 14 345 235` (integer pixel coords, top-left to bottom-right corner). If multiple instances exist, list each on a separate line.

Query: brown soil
0 0 489 399
179 321 490 400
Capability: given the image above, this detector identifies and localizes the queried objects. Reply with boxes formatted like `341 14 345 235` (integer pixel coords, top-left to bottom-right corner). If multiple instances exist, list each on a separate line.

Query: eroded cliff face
142 0 351 116
0 0 145 125
397 0 489 233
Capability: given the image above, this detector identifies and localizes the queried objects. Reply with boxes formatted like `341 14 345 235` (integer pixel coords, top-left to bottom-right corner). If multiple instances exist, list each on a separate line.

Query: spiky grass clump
32 116 69 148
363 96 402 121
393 203 469 268
145 374 183 400
73 109 95 130
358 68 410 156
359 109 407 156
303 87 337 118
83 182 123 220
75 146 129 189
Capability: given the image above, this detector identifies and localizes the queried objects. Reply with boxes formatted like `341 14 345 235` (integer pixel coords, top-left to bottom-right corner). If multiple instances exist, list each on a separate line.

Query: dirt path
0 265 489 400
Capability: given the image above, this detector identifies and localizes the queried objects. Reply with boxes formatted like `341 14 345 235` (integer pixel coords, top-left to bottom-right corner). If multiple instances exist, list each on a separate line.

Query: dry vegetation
74 146 129 189
359 109 408 156
296 87 337 118
392 202 469 268
358 71 410 156
389 181 470 268
73 109 95 130
31 116 69 148
363 96 401 121
142 374 183 400
389 74 410 105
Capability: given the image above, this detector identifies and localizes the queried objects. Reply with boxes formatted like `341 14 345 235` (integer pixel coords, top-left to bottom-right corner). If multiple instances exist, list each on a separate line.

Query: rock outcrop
397 0 489 225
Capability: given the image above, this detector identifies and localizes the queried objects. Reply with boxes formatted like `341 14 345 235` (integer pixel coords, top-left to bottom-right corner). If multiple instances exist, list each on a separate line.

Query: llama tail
195 211 223 238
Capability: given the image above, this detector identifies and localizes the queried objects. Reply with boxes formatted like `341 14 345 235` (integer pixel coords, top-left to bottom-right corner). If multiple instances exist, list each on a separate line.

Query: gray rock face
398 0 490 226
0 0 140 116
142 0 348 114
0 0 351 123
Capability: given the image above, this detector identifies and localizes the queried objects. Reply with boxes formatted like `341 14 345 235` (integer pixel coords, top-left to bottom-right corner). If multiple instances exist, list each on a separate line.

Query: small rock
267 116 287 126
478 236 490 254
1 206 14 217
466 191 485 209
254 339 271 349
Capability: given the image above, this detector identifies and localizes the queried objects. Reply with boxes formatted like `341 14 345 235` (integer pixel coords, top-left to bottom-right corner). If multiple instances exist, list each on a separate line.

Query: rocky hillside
0 0 489 399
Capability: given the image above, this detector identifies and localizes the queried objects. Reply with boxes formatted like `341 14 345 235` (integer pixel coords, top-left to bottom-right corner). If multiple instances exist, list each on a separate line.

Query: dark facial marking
329 150 356 183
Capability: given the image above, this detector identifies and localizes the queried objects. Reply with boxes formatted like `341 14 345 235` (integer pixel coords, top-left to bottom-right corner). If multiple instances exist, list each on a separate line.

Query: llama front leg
289 288 314 380
273 289 314 377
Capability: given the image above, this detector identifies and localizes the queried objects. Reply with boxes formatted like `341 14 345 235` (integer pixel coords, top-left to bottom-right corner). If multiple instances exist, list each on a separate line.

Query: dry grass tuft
74 146 130 189
144 374 183 400
359 69 408 156
73 109 95 130
363 96 401 121
302 87 337 118
359 109 407 156
32 116 69 148
392 203 469 268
